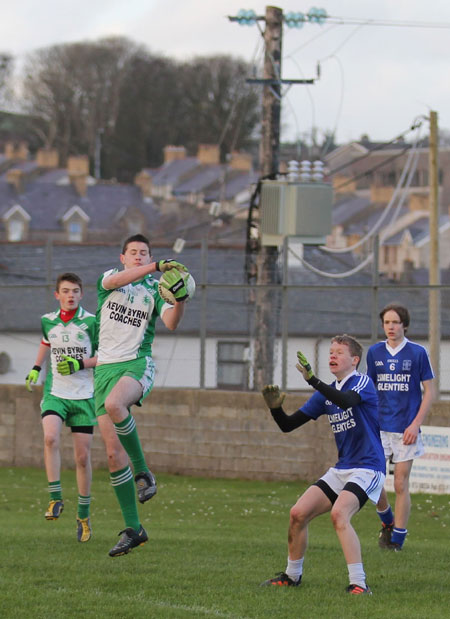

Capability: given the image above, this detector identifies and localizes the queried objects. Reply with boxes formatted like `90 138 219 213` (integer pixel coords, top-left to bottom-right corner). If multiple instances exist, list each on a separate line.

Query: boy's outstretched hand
296 350 313 381
262 384 285 409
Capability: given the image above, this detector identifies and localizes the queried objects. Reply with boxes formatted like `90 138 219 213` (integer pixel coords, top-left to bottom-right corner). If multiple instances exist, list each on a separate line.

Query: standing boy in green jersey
94 233 190 557
25 273 98 543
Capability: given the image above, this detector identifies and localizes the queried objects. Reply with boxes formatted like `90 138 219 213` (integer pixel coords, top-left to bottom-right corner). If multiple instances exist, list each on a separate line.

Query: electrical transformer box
260 179 332 246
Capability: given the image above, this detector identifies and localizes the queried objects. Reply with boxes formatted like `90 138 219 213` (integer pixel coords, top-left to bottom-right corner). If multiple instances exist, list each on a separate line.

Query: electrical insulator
284 11 305 28
236 9 257 25
299 160 312 182
287 160 300 181
308 7 328 25
312 160 324 182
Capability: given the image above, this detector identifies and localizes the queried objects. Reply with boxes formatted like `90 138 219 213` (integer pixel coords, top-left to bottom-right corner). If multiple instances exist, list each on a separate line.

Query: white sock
286 557 304 583
347 563 366 588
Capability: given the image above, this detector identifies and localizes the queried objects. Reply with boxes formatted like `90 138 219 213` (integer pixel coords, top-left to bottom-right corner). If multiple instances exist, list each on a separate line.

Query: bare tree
0 53 13 108
21 40 260 178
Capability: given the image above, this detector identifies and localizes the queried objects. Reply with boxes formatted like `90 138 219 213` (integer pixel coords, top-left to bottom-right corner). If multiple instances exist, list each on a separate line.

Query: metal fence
1 240 450 394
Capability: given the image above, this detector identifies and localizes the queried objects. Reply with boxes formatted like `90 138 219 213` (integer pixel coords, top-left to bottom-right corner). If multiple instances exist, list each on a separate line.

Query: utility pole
428 110 440 392
229 6 319 389
253 5 283 389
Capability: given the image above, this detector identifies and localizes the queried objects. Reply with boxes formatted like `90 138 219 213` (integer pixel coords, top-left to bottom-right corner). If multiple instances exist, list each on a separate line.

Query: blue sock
377 505 394 526
391 527 407 547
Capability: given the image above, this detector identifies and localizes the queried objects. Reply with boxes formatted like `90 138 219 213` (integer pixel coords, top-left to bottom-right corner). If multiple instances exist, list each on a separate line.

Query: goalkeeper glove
262 385 285 409
25 365 41 392
160 268 189 302
296 351 313 381
157 259 187 273
57 354 85 376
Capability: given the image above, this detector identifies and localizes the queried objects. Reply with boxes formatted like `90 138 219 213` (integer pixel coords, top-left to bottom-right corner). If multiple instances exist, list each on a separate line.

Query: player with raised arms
261 335 385 595
366 303 435 551
25 272 97 543
94 233 190 556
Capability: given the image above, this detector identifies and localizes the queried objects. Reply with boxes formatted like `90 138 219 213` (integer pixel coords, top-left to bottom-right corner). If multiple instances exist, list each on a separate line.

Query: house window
217 341 249 389
127 220 142 235
68 220 83 242
8 218 25 241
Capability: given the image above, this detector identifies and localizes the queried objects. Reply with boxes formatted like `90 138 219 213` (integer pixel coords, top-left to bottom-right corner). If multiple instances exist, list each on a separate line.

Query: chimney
163 145 187 164
332 174 356 195
197 144 220 165
409 192 429 211
68 155 89 197
6 168 24 193
4 141 28 161
134 170 152 197
229 151 252 172
370 184 394 204
36 148 59 168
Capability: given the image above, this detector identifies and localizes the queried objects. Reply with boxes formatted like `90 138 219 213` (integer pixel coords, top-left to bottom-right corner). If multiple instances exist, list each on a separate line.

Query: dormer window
8 218 25 241
62 205 90 243
68 220 83 242
2 204 30 241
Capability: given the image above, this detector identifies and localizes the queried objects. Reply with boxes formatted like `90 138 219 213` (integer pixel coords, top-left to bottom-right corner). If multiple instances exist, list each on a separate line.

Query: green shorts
94 356 156 417
41 394 97 428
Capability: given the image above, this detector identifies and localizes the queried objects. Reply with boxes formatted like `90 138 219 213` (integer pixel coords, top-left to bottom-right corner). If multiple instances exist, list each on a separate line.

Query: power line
328 118 425 177
326 16 450 29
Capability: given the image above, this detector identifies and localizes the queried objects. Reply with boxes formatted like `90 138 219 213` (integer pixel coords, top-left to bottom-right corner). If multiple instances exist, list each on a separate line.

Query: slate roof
172 164 224 196
204 170 258 202
382 215 450 245
149 158 199 186
0 170 161 232
332 195 372 227
0 160 38 175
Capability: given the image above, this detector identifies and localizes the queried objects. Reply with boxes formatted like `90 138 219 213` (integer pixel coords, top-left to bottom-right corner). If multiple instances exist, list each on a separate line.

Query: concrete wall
2 386 449 482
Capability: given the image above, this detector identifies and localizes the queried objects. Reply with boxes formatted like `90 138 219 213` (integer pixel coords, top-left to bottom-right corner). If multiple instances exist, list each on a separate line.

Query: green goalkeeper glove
57 355 85 376
296 351 313 381
157 259 187 273
159 268 189 302
25 365 41 392
262 385 285 409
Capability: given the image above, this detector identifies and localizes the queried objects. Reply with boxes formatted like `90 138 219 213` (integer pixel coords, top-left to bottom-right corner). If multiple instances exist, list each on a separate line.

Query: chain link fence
1 240 450 394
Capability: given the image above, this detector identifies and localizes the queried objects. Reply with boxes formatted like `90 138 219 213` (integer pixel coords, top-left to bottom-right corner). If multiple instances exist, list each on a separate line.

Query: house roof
172 164 225 195
0 174 161 232
203 170 258 202
150 158 199 186
383 214 450 246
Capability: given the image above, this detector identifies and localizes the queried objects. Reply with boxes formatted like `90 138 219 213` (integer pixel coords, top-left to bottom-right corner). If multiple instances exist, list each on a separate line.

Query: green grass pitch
1 467 449 618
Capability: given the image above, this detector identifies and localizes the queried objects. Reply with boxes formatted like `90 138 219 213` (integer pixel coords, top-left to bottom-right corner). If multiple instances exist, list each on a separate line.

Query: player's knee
104 394 117 415
44 433 59 450
289 504 308 528
75 450 90 469
394 477 409 495
330 505 347 530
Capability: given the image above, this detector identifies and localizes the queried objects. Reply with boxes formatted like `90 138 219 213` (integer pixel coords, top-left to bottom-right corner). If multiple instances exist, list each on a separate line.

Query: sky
2 0 450 145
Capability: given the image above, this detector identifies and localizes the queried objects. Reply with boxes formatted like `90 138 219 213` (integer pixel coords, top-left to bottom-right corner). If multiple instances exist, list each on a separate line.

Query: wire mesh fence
1 240 450 394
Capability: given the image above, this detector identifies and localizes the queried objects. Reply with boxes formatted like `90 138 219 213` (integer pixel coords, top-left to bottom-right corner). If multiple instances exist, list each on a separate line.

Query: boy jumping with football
261 335 385 594
94 234 190 556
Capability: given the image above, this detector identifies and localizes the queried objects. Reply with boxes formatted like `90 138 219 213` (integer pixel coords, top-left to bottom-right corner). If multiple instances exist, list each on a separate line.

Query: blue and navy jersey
301 371 385 473
366 338 434 433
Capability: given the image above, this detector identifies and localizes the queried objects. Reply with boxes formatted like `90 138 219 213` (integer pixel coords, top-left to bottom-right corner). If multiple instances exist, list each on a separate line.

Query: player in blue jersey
261 335 385 595
366 303 435 551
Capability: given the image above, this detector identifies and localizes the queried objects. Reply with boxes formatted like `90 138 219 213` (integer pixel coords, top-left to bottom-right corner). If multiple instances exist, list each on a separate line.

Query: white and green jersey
41 306 97 400
96 269 171 365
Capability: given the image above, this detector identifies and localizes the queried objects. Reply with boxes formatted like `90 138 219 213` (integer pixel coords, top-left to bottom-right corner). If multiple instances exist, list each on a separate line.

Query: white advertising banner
384 425 450 495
